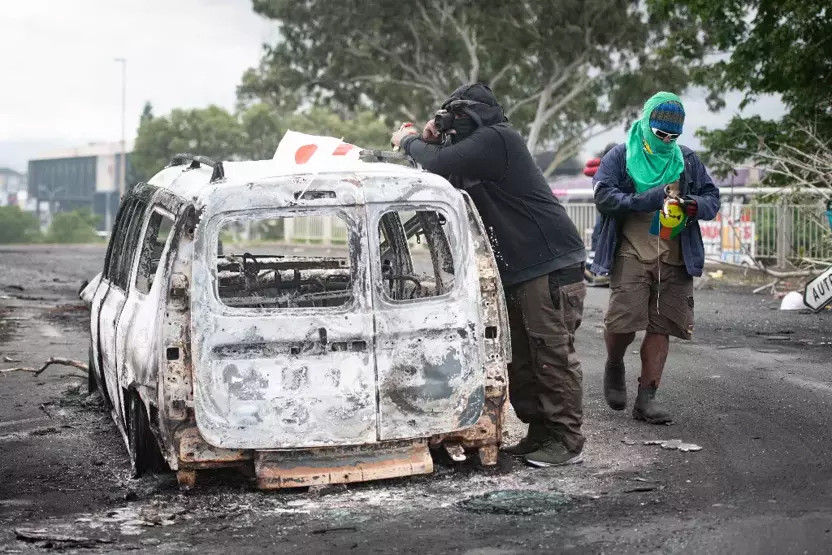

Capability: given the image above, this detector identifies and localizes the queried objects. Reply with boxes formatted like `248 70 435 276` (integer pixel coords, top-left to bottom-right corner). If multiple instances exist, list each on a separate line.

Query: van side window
104 199 138 283
135 209 175 294
114 200 148 290
215 214 353 309
378 210 455 301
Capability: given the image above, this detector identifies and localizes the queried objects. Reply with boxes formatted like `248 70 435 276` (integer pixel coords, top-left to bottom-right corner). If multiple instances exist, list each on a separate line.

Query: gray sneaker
503 423 547 456
524 438 584 467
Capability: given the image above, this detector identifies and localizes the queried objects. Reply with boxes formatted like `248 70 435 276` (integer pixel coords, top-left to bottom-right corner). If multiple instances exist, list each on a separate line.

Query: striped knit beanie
649 100 685 135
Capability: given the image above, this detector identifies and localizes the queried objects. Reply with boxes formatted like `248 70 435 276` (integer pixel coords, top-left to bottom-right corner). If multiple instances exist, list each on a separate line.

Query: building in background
27 141 134 232
0 168 28 209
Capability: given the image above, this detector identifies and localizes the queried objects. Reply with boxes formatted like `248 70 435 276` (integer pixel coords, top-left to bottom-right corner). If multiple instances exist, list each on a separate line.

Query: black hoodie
400 83 585 287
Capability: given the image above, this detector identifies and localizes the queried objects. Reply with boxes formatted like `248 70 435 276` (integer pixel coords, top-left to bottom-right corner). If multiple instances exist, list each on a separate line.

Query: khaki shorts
604 255 694 339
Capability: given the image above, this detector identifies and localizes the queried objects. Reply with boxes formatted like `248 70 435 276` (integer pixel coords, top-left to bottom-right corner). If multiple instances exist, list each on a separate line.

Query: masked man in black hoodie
392 83 588 467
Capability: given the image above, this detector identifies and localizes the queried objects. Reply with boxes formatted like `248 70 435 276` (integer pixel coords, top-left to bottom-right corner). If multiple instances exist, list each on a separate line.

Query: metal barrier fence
275 202 832 265
563 201 832 265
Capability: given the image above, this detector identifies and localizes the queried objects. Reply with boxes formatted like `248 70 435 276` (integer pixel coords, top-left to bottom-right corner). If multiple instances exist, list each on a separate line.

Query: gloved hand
680 197 698 219
583 157 601 177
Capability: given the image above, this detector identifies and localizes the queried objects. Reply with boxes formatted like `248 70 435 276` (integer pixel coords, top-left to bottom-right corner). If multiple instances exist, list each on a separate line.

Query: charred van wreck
81 142 510 489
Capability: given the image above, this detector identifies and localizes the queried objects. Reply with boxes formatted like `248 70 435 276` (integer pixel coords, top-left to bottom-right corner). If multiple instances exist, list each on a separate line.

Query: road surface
1 245 831 554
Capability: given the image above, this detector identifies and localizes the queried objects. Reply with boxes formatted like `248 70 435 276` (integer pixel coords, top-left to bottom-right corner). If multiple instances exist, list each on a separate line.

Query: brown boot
632 386 672 424
604 360 627 410
503 423 547 456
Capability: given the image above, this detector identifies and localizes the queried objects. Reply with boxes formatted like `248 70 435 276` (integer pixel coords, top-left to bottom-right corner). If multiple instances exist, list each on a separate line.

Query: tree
133 103 390 180
140 102 154 126
649 0 832 183
45 209 100 244
0 206 41 244
242 0 697 173
132 105 246 182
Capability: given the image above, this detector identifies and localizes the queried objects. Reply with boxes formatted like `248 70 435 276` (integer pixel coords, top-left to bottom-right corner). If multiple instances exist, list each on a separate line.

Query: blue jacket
591 144 721 277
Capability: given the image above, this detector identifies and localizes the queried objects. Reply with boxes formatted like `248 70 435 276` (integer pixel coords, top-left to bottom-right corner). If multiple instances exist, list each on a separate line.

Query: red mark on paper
295 144 318 164
332 143 355 156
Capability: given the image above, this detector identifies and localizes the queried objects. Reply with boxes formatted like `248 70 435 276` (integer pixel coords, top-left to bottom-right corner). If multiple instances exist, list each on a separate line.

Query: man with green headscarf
590 92 720 424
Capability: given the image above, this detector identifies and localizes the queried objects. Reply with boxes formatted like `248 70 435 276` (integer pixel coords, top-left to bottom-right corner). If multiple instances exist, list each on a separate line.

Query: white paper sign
803 266 832 312
273 130 361 165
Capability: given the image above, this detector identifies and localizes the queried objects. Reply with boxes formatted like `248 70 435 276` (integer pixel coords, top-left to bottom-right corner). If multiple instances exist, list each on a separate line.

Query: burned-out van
82 144 510 489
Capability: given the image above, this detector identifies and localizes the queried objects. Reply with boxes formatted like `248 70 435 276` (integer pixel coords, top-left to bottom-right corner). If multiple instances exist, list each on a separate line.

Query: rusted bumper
429 384 506 465
173 380 503 489
254 440 433 489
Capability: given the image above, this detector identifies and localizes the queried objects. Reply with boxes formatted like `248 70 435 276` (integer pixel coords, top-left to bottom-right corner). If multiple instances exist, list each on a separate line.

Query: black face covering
451 118 477 142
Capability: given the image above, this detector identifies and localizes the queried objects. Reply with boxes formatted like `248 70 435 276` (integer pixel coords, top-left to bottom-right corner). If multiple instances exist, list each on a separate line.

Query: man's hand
422 120 443 144
663 197 698 220
391 123 419 148
680 197 698 218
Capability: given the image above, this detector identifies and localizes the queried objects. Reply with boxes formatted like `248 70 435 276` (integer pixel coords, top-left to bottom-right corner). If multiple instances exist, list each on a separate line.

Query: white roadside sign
803 266 832 312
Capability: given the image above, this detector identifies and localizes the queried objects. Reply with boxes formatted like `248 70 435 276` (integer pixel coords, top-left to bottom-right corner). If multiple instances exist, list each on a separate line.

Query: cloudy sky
0 1 785 172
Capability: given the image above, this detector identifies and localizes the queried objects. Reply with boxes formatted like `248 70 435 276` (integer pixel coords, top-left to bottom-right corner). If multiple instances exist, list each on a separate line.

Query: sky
0 1 785 172
0 0 276 171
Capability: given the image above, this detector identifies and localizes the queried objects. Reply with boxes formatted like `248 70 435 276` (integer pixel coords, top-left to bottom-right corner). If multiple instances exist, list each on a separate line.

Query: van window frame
211 207 360 313
133 206 176 295
112 199 149 291
374 205 459 304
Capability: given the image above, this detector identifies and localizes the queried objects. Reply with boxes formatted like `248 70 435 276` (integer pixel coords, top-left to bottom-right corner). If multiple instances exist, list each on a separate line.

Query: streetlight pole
114 58 127 199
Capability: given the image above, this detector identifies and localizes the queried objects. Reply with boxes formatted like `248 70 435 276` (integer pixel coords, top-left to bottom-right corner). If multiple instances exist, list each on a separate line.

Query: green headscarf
625 92 685 193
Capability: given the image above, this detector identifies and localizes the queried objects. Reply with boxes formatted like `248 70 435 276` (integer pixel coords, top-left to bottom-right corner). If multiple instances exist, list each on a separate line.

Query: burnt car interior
216 215 354 309
214 210 455 308
378 210 455 300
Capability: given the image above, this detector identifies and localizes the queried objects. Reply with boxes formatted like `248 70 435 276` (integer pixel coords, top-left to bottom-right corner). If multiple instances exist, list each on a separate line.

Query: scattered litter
754 281 779 295
621 439 637 446
643 439 702 452
3 356 20 363
310 526 357 535
14 528 113 549
780 291 808 310
1 357 88 378
459 490 570 515
632 477 649 483
707 270 724 280
309 483 348 496
624 486 657 493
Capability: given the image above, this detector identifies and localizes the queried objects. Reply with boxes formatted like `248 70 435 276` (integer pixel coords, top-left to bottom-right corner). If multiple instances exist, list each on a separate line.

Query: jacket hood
441 83 507 127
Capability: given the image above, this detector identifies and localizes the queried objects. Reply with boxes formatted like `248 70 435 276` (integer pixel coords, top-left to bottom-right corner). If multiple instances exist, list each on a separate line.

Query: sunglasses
652 127 680 141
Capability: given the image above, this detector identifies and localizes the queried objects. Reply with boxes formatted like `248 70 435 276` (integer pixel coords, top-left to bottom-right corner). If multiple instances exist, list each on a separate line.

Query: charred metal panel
176 427 249 467
368 197 487 440
429 192 510 461
191 197 378 449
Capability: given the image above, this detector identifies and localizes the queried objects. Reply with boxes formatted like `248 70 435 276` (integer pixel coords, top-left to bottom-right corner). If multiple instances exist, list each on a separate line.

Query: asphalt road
1 244 832 554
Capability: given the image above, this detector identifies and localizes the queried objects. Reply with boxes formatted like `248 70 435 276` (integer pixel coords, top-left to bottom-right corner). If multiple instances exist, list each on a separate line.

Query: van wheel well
125 389 169 477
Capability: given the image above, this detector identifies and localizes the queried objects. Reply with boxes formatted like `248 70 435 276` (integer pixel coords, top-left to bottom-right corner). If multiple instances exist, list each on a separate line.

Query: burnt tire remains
127 391 168 477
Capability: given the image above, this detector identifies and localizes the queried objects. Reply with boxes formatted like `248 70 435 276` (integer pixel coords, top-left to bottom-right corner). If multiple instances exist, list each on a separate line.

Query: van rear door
191 206 377 449
370 201 486 440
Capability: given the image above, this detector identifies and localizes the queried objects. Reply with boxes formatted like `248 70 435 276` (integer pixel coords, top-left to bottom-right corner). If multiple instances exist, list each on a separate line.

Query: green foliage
650 0 832 184
132 105 246 182
131 102 390 181
0 206 41 244
45 209 100 244
243 0 697 162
